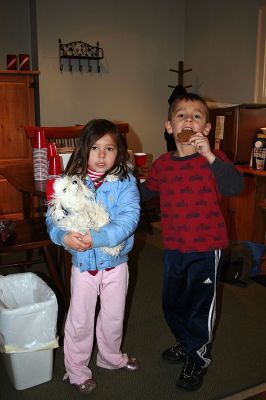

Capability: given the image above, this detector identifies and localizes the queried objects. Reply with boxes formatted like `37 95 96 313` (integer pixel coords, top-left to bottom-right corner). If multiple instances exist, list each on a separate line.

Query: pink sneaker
124 357 140 371
73 378 97 394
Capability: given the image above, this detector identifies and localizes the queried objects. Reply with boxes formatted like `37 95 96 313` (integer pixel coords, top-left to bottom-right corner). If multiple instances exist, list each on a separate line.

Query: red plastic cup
19 53 30 70
47 142 57 159
46 178 56 202
34 128 47 148
134 152 147 167
49 155 62 176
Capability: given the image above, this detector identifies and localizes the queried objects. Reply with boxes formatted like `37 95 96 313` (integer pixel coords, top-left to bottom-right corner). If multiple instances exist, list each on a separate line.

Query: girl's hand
63 231 91 251
81 231 92 247
189 132 216 164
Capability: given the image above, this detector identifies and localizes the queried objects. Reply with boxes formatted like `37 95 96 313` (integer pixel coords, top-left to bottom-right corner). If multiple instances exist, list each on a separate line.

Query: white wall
36 0 185 159
184 0 266 103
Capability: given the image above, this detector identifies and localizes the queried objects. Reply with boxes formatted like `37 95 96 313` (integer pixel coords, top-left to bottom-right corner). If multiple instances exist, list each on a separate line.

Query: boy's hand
134 165 150 180
189 133 216 164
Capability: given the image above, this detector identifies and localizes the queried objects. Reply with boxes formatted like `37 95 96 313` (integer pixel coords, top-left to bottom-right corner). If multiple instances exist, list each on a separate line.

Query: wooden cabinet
221 174 257 242
221 166 266 273
0 70 39 219
221 167 266 243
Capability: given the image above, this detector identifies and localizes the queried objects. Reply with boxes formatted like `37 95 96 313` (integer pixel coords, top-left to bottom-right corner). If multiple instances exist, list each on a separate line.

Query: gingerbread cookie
178 129 194 143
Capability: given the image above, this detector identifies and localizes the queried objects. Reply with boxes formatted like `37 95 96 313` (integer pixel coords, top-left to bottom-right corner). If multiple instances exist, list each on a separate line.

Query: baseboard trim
221 383 266 400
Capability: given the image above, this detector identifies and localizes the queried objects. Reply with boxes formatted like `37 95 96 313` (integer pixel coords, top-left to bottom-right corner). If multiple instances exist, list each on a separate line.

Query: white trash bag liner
0 273 59 353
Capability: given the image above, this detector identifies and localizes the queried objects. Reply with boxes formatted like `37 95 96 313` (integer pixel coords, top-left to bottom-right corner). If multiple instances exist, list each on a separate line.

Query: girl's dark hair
65 119 129 180
168 93 210 122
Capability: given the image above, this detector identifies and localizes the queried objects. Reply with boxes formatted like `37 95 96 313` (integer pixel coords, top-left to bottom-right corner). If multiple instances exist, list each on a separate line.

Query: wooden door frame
255 5 266 102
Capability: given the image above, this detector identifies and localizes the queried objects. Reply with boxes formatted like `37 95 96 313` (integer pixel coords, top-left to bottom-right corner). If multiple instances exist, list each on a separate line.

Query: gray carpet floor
1 225 266 399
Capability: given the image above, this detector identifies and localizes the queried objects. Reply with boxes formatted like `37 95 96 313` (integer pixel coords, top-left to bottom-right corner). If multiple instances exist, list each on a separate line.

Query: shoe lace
170 344 185 356
183 357 200 378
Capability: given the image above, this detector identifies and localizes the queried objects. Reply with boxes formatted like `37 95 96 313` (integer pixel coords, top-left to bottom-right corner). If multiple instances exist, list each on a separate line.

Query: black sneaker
176 356 205 391
161 344 186 363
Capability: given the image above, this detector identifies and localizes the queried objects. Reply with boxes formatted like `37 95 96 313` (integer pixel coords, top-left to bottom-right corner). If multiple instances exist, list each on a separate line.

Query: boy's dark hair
168 93 210 122
168 85 187 105
65 119 129 180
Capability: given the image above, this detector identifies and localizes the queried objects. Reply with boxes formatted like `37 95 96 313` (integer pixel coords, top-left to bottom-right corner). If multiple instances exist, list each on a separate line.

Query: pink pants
64 263 129 384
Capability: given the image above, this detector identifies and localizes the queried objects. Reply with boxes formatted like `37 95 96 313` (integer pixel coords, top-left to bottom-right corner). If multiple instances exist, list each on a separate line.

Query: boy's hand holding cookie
188 132 216 163
134 165 149 180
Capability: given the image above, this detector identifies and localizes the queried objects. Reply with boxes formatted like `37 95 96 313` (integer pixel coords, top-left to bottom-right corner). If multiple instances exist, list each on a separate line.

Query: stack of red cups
32 129 48 181
46 143 63 203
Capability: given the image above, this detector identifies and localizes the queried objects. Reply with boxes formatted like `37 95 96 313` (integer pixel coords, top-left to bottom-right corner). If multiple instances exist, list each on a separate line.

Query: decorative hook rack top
59 39 104 72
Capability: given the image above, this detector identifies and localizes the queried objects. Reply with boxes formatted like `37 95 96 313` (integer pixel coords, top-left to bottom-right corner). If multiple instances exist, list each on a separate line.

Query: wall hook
88 59 92 72
69 58 72 72
79 59 82 72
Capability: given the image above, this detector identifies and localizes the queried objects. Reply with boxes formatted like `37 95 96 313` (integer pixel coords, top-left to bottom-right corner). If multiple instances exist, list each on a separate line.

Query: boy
139 93 243 391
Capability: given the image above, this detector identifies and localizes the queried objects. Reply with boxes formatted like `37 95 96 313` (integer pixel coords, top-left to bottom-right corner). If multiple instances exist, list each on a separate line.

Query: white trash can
0 273 59 390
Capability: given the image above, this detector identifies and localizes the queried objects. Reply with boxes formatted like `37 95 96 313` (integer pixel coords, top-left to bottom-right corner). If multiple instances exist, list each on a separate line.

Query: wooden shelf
236 164 266 177
0 70 40 75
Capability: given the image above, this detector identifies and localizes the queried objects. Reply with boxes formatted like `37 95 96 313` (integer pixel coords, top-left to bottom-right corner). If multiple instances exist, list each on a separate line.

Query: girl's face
165 99 211 142
87 133 118 173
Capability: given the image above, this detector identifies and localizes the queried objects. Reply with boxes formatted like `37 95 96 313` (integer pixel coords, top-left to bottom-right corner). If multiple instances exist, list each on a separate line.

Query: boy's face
165 99 211 144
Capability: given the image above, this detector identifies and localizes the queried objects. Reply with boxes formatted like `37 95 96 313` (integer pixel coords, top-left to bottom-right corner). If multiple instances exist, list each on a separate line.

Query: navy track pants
162 249 222 368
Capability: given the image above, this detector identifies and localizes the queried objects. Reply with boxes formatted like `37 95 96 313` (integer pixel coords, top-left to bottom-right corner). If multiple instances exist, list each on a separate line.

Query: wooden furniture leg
41 244 66 306
62 250 72 308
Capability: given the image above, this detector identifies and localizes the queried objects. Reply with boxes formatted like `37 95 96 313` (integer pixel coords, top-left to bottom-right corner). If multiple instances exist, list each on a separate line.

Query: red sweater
145 152 228 252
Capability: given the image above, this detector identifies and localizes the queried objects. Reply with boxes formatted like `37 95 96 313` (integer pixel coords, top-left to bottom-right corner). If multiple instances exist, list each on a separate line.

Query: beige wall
1 1 266 158
36 0 185 159
184 0 266 103
0 1 31 62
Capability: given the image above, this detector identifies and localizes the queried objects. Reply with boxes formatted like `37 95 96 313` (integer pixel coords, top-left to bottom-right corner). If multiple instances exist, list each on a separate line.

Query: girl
46 119 141 395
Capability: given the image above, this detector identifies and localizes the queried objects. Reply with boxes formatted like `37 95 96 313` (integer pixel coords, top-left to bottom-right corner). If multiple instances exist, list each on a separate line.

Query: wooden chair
24 123 129 148
0 217 66 307
24 125 83 148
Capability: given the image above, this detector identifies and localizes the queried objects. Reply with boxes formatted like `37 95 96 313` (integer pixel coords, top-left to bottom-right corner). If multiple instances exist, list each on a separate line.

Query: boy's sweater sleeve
209 155 244 196
139 151 243 199
138 160 160 202
139 181 159 202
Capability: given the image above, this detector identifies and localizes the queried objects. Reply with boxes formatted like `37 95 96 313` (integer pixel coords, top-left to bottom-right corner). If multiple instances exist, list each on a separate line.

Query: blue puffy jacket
46 173 140 272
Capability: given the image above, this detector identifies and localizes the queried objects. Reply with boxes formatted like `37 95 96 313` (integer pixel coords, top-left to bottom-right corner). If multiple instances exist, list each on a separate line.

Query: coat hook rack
168 60 192 89
59 39 104 72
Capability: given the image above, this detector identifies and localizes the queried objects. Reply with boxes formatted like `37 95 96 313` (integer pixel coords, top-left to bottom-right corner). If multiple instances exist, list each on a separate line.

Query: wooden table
0 163 71 305
0 163 47 219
